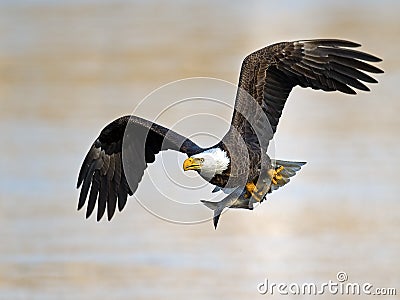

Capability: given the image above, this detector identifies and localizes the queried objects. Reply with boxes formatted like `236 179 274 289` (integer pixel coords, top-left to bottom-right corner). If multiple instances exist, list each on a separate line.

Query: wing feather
229 39 383 143
97 175 108 221
77 115 202 220
86 169 100 218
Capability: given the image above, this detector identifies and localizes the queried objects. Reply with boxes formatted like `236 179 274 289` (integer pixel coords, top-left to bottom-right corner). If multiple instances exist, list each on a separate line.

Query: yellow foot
245 182 263 202
268 166 284 185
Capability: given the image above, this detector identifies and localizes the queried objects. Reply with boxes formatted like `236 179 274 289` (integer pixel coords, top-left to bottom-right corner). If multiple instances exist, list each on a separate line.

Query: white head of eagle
183 148 230 180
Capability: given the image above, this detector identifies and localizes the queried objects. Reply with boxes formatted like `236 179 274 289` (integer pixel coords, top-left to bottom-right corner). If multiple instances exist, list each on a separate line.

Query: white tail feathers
269 160 306 193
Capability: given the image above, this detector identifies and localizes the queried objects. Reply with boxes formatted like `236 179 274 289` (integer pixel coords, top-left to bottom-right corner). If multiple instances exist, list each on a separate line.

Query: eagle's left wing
230 39 383 146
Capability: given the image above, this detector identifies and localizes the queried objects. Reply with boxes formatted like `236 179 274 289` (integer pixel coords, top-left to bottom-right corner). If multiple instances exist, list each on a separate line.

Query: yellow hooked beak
183 157 203 171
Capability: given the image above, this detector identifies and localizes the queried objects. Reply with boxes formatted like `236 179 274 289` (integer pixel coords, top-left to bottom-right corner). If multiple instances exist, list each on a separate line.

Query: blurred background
0 0 399 299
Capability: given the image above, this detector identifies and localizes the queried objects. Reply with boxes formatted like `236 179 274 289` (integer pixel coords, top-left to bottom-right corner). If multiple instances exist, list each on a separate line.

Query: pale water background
0 0 399 299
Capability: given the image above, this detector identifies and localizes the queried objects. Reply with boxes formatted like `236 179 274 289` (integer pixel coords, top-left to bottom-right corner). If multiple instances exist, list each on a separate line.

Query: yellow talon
245 182 258 193
269 166 284 185
245 182 262 202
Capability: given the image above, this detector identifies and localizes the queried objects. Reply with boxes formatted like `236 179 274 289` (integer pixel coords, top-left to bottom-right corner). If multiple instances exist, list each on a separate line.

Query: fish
201 186 265 229
201 160 307 228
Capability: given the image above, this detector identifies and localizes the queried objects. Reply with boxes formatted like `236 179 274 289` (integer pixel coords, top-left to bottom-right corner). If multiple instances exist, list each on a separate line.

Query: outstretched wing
77 115 202 221
230 39 383 144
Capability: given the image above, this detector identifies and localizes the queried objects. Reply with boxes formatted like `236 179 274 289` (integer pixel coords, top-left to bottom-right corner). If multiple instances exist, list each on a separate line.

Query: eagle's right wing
77 115 201 221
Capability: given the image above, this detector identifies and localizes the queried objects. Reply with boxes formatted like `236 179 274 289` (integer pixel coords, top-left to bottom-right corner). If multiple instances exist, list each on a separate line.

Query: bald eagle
77 39 382 226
